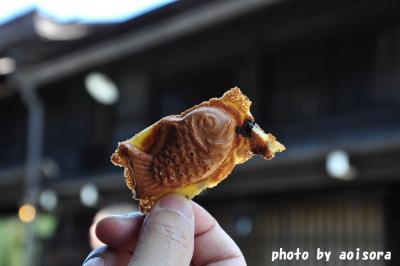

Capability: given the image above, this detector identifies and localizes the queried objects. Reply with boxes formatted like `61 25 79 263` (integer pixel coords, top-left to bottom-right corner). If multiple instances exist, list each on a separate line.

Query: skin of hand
82 193 246 266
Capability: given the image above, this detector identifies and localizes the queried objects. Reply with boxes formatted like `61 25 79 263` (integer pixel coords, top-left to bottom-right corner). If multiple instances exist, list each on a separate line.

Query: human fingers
95 212 145 252
191 202 246 266
86 197 245 265
129 193 195 266
82 245 131 266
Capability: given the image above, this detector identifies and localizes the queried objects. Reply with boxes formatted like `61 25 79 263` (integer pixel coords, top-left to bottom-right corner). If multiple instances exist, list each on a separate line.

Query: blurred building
1 0 400 265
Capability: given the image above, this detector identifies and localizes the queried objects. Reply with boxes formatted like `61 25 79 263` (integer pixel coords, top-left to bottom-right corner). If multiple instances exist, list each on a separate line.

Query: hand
83 193 246 266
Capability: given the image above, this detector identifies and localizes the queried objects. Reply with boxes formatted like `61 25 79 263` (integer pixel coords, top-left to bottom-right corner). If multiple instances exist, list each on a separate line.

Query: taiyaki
111 87 285 212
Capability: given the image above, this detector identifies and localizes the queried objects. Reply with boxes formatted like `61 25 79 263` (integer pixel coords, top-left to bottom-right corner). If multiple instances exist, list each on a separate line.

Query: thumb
129 193 194 266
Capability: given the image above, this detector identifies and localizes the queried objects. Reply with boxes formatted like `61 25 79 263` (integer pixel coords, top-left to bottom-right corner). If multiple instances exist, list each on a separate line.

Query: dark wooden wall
0 1 400 265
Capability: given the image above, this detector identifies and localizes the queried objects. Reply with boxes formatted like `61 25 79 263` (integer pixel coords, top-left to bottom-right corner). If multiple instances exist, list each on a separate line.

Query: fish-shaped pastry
111 87 285 212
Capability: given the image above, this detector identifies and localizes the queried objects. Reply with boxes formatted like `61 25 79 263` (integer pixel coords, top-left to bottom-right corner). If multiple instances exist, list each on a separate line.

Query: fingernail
120 212 144 218
158 193 193 220
83 257 104 266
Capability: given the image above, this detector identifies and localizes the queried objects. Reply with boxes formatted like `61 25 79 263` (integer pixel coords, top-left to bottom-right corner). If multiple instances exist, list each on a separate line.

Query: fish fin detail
221 87 251 114
117 142 159 198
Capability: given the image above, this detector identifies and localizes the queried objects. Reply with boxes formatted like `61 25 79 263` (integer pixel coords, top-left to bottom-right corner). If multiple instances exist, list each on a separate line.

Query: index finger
192 202 246 266
93 201 246 266
96 212 145 252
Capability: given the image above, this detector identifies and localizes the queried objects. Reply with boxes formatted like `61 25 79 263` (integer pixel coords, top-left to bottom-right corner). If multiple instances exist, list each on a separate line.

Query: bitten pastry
111 87 285 212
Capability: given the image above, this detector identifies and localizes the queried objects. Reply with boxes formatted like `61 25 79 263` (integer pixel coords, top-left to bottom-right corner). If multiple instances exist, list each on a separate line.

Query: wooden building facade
0 0 400 265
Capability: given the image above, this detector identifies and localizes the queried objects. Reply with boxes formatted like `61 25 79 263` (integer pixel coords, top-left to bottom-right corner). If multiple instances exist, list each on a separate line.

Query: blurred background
1 0 400 265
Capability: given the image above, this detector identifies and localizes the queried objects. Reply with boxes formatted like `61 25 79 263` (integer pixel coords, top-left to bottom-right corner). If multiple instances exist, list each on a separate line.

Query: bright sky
0 0 176 25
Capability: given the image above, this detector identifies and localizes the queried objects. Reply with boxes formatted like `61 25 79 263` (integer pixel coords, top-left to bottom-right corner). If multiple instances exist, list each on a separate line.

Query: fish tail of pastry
116 142 158 197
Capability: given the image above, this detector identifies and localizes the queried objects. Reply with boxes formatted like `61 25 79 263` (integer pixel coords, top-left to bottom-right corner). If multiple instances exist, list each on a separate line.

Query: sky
0 0 176 25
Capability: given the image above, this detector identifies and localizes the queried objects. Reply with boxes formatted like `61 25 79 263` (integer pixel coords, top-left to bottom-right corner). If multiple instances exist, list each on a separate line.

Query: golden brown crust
111 87 285 213
153 107 235 188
